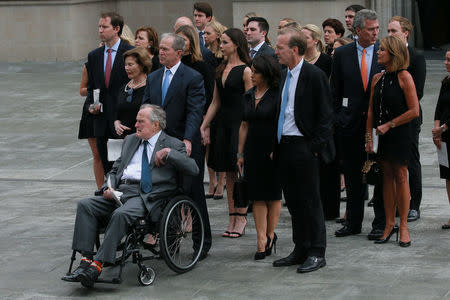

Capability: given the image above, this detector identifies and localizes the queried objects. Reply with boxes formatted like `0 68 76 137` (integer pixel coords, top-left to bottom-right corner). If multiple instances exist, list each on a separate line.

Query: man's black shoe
61 261 90 282
77 266 101 288
273 250 306 267
335 225 361 237
367 228 384 240
297 256 326 273
407 209 420 222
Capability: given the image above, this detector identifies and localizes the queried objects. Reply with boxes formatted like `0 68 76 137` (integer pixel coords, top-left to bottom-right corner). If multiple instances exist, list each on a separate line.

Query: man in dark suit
193 2 213 47
246 17 277 61
62 105 199 287
331 9 384 239
388 16 426 222
142 33 212 257
272 28 333 273
86 12 134 175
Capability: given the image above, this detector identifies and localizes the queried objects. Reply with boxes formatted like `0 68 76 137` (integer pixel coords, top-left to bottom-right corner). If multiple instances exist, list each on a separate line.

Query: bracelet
236 153 244 159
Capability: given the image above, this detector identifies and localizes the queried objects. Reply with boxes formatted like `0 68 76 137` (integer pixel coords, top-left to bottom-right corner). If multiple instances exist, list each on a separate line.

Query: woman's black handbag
233 171 248 208
362 159 382 185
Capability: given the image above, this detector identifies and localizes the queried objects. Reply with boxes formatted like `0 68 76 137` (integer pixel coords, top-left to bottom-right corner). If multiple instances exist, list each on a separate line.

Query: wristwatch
390 120 396 128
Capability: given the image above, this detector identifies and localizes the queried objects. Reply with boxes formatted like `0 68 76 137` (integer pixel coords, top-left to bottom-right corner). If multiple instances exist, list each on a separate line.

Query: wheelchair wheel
137 266 156 286
159 195 204 274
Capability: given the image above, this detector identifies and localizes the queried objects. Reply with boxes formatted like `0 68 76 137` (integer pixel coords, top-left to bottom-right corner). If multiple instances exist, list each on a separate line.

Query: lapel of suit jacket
151 68 164 105
150 131 166 169
109 40 126 88
350 42 365 90
163 63 184 108
98 46 106 89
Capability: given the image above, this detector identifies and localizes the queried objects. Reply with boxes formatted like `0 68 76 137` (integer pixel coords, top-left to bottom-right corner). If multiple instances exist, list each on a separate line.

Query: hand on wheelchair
102 188 114 201
154 148 171 167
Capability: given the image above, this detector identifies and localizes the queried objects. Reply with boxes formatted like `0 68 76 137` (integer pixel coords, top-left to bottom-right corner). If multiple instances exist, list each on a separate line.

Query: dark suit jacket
331 41 383 135
142 62 205 142
407 46 426 101
86 40 134 137
275 62 334 160
104 132 199 211
254 42 278 61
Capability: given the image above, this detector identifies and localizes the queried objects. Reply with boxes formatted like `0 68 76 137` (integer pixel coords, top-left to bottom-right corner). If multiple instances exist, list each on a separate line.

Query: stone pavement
0 56 449 299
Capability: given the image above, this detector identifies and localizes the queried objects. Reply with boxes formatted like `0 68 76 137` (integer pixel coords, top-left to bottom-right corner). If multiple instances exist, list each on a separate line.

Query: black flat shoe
297 256 326 273
442 224 450 229
61 261 90 282
273 250 306 267
335 225 361 237
77 265 101 288
254 251 266 260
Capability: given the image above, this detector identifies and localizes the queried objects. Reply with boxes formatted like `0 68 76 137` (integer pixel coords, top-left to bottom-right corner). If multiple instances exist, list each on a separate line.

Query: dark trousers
183 140 212 252
278 137 326 257
340 133 385 231
408 116 422 211
97 136 113 174
319 158 341 220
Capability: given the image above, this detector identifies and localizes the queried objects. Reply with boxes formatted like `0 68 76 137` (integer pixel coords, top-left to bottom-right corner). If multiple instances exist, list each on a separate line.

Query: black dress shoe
273 250 306 267
367 228 384 240
77 266 101 288
407 209 420 222
297 256 326 273
442 224 450 230
335 225 361 237
61 261 90 282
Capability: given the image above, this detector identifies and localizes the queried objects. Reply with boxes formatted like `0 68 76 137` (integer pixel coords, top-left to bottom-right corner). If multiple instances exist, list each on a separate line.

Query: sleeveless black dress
372 71 411 165
434 77 450 179
242 87 282 202
208 65 246 172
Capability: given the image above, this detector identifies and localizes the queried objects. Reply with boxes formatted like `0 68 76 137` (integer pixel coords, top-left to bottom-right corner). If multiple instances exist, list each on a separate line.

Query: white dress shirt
121 131 162 181
281 58 304 136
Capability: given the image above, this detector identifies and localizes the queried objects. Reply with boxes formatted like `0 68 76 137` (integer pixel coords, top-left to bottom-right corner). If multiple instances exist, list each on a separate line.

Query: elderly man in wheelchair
62 104 204 287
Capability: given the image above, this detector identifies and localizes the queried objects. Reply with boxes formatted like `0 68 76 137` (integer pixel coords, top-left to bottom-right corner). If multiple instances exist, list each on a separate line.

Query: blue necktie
199 31 205 47
161 69 171 106
141 141 152 193
277 71 292 143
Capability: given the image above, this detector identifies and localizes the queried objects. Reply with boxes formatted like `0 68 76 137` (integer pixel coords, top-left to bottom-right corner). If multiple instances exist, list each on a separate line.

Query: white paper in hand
437 142 449 168
372 128 379 154
93 89 100 106
107 176 123 207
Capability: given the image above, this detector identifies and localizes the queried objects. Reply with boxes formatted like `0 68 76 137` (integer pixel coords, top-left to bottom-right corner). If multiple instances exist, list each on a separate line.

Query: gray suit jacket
103 131 199 211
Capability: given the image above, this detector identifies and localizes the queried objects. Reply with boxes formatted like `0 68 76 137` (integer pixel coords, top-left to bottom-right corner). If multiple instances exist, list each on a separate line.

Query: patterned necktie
277 71 292 143
361 48 368 91
105 49 113 88
161 69 171 105
141 141 152 193
250 49 257 59
199 31 205 47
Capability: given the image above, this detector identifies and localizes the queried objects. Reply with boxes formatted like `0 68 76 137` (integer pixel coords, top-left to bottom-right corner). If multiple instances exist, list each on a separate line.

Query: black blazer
407 46 426 101
254 42 278 61
275 62 334 159
330 41 383 135
86 40 134 137
142 62 205 142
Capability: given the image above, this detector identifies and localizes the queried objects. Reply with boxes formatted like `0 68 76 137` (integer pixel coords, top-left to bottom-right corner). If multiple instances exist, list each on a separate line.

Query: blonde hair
175 25 203 63
120 24 135 46
205 20 227 59
380 35 409 71
302 24 325 53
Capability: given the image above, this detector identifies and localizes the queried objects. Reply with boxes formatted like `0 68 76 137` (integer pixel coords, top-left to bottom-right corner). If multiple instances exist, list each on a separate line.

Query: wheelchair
65 192 205 286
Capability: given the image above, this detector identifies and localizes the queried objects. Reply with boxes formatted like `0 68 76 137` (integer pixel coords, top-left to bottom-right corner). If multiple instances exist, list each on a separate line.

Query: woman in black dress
78 63 104 189
301 24 332 77
201 28 252 238
134 26 161 73
366 36 419 247
114 48 152 138
236 55 281 260
432 49 450 230
175 24 225 199
204 20 227 66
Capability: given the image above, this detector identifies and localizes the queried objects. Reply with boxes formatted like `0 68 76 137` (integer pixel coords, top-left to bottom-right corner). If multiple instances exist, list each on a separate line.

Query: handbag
362 159 382 185
233 171 248 208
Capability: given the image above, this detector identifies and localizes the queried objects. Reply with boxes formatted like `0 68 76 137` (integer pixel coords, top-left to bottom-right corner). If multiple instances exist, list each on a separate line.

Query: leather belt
120 179 140 185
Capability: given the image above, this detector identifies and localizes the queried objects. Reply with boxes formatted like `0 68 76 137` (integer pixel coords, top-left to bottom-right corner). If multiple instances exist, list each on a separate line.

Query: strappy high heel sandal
229 213 247 238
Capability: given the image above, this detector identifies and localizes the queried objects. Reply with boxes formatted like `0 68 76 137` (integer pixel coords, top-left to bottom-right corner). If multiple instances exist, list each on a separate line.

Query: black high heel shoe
265 233 277 256
399 240 411 247
374 226 399 244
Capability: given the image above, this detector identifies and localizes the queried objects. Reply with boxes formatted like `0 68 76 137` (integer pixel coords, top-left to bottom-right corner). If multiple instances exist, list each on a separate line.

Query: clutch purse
362 160 382 185
233 171 248 208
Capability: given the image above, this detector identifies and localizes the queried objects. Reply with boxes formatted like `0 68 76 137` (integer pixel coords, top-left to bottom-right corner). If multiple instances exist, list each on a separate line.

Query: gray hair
353 9 378 31
140 104 166 130
161 32 185 53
